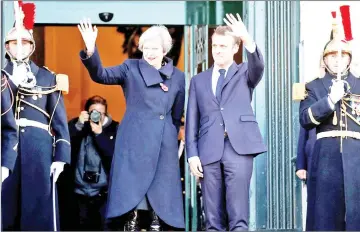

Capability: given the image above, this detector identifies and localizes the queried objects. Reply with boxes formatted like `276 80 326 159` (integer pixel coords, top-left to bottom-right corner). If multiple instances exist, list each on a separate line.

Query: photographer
60 95 118 231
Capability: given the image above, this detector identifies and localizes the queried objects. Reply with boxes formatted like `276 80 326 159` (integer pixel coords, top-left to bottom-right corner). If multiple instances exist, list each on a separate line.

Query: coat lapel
158 57 174 79
29 61 40 76
346 73 357 92
221 62 238 91
4 60 13 75
139 59 164 87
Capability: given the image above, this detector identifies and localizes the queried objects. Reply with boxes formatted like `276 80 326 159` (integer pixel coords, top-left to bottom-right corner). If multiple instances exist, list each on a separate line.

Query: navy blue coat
1 61 71 231
300 72 360 230
186 47 266 166
296 127 316 174
1 74 18 172
80 48 185 228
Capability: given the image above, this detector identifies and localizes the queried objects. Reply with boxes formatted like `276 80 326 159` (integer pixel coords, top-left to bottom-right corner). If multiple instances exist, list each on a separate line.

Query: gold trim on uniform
308 107 320 125
19 99 50 118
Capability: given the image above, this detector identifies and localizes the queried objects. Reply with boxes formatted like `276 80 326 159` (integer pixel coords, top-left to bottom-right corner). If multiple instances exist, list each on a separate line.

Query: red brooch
160 83 168 92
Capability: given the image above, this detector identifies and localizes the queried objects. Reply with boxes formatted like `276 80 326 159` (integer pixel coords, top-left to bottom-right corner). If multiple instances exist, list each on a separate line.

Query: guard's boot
148 211 161 231
124 210 140 231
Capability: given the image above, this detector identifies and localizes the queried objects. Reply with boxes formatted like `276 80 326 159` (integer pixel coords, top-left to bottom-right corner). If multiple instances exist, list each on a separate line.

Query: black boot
148 211 161 231
124 210 139 231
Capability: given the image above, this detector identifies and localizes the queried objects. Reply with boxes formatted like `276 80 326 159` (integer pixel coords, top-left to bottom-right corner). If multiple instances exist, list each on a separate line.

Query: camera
89 110 102 124
83 171 100 183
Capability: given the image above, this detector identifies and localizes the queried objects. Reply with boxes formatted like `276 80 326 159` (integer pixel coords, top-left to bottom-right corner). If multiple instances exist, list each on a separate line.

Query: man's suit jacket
186 47 267 166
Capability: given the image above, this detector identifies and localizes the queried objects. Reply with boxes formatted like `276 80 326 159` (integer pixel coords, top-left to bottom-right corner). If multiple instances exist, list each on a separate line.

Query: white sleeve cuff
188 156 199 163
244 42 256 53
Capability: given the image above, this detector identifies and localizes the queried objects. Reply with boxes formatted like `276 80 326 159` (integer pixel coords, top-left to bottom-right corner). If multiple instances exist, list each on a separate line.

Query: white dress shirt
211 42 257 95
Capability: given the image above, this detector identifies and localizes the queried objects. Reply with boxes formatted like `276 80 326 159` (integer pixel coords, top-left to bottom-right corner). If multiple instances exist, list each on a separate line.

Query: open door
30 25 185 123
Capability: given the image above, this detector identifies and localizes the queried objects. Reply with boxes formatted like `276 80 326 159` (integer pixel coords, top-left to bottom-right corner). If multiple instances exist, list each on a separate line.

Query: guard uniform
299 6 360 231
1 1 71 231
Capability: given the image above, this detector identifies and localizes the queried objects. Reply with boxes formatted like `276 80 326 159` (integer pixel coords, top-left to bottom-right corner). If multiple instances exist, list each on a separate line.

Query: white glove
188 156 203 178
50 161 66 183
329 80 346 104
2 166 10 182
11 63 28 87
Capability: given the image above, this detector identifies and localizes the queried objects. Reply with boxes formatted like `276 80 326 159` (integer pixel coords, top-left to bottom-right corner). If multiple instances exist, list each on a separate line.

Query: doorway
32 24 185 123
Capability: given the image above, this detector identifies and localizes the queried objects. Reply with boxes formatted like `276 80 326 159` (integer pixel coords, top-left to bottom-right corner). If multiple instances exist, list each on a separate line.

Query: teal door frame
244 1 302 230
184 3 209 231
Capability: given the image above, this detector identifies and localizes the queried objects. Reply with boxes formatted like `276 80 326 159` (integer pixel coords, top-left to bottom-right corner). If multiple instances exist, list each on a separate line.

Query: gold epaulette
292 83 307 101
292 77 320 101
42 66 69 94
56 74 69 94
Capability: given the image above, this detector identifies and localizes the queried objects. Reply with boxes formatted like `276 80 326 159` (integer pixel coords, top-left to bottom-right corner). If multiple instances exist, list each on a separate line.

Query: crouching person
60 95 118 231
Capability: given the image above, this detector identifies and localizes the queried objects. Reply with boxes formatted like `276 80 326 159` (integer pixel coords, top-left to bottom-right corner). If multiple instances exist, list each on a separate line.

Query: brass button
160 115 164 120
32 95 38 100
21 129 25 133
110 136 114 140
20 95 24 99
220 107 224 111
20 107 24 111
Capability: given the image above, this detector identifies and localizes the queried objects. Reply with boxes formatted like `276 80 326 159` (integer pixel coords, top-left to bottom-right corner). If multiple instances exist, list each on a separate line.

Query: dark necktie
216 69 226 102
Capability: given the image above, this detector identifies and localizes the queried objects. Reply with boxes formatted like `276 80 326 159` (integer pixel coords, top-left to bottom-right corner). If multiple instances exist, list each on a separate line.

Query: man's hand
189 156 203 178
78 111 89 124
50 161 66 183
296 169 307 180
178 126 185 141
90 121 103 135
2 166 10 182
223 13 253 47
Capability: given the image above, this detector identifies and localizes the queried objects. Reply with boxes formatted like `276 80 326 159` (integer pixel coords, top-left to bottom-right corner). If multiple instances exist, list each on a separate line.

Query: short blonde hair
138 25 173 54
212 26 241 46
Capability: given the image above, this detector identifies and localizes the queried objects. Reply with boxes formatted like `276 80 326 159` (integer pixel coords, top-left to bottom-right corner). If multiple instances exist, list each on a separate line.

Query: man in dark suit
185 13 266 231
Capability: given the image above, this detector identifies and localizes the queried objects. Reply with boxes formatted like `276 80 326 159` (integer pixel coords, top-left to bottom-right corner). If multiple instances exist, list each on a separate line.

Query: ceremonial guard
1 1 71 231
299 5 360 231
